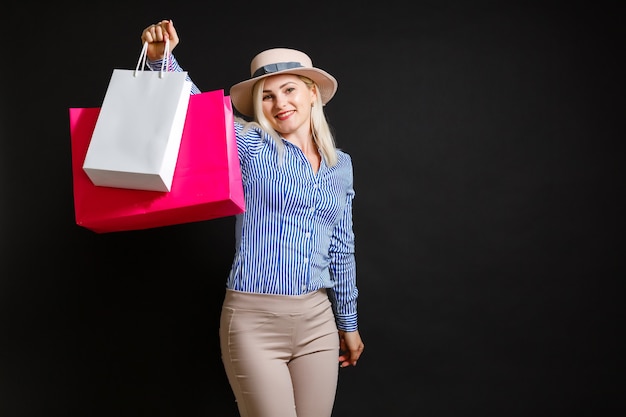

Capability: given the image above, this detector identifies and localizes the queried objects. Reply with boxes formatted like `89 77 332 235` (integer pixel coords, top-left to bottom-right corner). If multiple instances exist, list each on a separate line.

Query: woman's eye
262 94 273 101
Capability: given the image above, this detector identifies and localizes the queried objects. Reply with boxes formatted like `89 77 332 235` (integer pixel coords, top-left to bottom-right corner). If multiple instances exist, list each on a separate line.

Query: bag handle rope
134 38 170 78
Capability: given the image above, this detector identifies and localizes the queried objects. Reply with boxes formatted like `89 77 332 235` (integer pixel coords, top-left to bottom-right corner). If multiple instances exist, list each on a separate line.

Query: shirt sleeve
145 53 202 95
328 154 359 332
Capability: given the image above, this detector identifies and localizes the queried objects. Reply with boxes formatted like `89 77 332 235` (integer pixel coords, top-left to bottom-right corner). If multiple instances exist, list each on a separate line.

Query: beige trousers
219 288 340 417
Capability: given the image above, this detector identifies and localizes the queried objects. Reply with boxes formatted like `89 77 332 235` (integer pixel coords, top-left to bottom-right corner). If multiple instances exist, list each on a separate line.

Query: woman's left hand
338 330 365 368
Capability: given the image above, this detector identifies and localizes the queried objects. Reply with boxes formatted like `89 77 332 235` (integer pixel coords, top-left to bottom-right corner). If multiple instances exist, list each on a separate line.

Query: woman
141 20 364 417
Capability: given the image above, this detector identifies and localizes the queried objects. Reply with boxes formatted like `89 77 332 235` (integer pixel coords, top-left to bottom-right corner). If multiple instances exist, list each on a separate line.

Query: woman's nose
275 95 288 108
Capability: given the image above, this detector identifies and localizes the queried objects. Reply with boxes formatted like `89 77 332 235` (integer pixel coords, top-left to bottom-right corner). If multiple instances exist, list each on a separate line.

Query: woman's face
261 74 316 137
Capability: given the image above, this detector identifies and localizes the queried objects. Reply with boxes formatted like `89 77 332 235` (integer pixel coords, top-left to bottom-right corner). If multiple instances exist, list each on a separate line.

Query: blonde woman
141 20 365 417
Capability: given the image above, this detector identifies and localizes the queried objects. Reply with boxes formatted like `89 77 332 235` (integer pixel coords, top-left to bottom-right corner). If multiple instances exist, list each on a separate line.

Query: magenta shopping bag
69 89 245 233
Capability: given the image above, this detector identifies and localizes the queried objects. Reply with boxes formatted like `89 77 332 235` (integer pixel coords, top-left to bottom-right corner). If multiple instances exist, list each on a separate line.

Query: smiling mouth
275 110 294 120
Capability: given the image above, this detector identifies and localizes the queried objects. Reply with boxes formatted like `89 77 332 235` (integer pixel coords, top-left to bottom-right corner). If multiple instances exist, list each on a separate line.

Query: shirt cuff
336 313 358 332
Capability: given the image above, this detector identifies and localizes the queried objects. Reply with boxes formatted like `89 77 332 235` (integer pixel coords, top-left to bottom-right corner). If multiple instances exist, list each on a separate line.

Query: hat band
252 61 304 78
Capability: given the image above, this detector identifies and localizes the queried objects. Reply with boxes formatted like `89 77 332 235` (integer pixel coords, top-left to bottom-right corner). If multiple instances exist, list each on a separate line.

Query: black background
2 1 624 416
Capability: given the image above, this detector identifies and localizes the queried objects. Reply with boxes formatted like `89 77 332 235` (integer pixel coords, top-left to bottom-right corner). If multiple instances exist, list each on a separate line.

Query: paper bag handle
134 39 170 78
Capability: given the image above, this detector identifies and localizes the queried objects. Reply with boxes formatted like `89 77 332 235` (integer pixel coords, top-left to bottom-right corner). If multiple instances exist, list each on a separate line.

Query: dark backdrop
2 2 624 416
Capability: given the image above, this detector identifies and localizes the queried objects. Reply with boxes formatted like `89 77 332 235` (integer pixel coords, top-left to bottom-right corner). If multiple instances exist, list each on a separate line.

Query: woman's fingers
140 20 177 60
142 23 166 43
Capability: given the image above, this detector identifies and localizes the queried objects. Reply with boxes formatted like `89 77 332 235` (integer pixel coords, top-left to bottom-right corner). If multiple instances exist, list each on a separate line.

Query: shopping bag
69 89 245 233
82 40 192 192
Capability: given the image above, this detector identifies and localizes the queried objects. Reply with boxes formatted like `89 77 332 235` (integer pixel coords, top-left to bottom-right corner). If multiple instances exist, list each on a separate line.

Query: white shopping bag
83 40 192 192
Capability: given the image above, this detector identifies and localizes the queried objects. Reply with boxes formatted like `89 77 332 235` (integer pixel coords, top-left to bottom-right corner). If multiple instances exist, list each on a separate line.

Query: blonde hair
239 75 338 167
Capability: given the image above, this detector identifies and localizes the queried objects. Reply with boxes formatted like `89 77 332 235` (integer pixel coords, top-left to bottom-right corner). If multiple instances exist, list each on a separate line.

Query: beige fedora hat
229 48 338 117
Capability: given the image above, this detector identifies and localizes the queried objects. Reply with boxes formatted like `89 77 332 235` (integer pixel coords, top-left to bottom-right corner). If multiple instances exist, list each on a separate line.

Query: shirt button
305 232 311 239
309 207 315 213
304 258 309 264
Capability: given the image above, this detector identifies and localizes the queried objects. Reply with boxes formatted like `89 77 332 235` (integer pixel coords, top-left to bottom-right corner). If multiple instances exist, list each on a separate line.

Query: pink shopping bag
69 89 245 233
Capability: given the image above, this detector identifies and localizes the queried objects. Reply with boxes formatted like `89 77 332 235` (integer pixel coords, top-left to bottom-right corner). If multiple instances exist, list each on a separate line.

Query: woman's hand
338 330 365 368
140 19 179 61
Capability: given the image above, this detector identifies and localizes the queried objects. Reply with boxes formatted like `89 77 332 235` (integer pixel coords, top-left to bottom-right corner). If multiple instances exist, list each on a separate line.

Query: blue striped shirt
148 55 358 331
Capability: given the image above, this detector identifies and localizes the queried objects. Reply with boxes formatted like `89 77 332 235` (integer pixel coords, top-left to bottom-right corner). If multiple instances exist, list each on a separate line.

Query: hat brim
229 67 337 117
